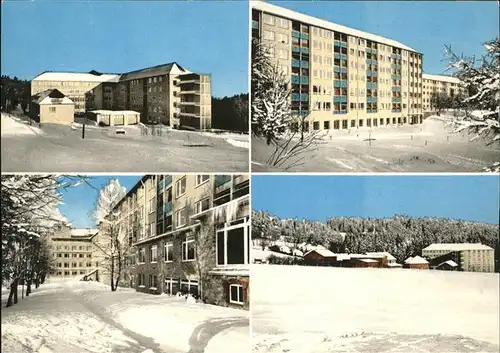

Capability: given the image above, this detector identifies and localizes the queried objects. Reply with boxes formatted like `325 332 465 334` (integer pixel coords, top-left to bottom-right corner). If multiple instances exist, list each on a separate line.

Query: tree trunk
6 279 19 307
40 273 46 284
110 256 115 291
26 279 32 296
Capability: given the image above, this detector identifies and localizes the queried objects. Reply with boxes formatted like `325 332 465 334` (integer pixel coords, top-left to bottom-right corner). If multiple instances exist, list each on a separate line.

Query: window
229 284 244 305
149 275 158 289
49 107 56 113
263 14 275 25
195 198 210 214
164 278 179 295
277 33 288 44
150 245 158 263
176 177 186 197
216 219 249 266
196 175 209 186
138 273 145 287
278 49 288 60
278 17 288 29
262 30 275 41
182 236 195 261
164 242 173 262
181 279 199 297
138 248 146 263
176 208 187 228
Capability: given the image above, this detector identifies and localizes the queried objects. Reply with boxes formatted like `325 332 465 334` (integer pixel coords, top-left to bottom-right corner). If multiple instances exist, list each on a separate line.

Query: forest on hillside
252 210 499 270
1 75 30 113
211 93 248 132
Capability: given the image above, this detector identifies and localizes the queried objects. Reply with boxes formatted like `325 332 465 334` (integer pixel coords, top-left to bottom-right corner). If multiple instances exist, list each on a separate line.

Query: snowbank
1 113 43 136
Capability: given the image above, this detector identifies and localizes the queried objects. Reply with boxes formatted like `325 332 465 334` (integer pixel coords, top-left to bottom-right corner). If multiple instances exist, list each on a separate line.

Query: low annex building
88 110 140 126
30 89 75 125
404 256 429 269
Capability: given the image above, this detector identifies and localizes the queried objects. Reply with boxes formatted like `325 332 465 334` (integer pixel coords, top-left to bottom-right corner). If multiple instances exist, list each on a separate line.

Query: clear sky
252 175 500 225
58 175 142 228
1 1 248 98
269 0 498 75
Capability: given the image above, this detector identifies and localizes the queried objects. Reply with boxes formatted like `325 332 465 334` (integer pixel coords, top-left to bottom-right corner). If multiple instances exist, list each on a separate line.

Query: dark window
227 228 245 265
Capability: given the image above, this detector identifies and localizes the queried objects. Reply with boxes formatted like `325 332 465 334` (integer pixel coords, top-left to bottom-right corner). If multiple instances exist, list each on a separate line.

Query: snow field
251 265 499 352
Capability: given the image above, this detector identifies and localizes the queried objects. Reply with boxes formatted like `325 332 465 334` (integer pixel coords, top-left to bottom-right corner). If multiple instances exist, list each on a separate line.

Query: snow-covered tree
1 175 84 307
251 39 291 144
445 38 500 157
91 179 127 291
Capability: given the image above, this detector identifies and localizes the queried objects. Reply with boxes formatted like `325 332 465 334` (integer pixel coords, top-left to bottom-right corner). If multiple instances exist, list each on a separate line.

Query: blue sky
252 175 500 225
1 1 248 97
270 1 498 75
58 175 141 228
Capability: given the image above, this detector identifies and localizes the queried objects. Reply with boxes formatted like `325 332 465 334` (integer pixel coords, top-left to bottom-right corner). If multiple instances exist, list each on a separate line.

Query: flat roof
252 0 417 52
422 74 462 84
423 243 493 251
90 110 140 115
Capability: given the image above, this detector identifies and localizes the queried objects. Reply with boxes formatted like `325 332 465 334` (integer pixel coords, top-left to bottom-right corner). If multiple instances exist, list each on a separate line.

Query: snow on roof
71 228 98 237
366 252 396 261
304 248 336 258
422 74 462 84
423 243 493 251
90 110 140 115
32 89 74 105
336 253 351 261
360 259 378 263
252 0 417 52
405 255 429 264
438 260 458 267
387 263 403 267
33 72 121 83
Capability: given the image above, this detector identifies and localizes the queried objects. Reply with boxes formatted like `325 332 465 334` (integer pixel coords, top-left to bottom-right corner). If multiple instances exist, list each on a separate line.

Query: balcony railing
367 109 378 113
392 109 402 113
392 75 402 80
367 71 378 77
366 97 378 103
291 93 309 102
333 96 347 103
292 59 309 69
292 46 309 54
392 87 402 91
334 80 348 88
334 53 347 60
366 82 377 90
392 97 402 103
215 175 232 188
333 67 348 73
252 20 259 30
333 110 347 115
334 40 347 48
292 30 301 38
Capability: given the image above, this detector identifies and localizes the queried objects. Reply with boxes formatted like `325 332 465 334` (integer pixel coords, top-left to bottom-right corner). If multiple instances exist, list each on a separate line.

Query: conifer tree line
252 210 499 271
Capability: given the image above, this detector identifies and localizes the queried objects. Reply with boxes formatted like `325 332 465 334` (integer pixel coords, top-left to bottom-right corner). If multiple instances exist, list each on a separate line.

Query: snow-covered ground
252 265 500 353
252 116 499 172
1 279 249 353
1 113 249 172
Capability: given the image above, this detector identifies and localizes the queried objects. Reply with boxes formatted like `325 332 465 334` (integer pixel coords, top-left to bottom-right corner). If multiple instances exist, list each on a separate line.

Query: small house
404 256 429 269
30 89 75 125
303 248 337 266
436 260 458 271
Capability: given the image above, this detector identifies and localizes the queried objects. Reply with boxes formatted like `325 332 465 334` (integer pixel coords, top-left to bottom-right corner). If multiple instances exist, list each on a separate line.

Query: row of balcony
366 97 378 103
367 109 378 113
391 64 402 69
366 59 377 66
291 59 309 69
366 82 377 90
392 86 402 91
292 30 310 40
252 20 258 30
391 53 402 59
392 74 402 80
367 71 378 77
333 96 348 103
291 75 309 85
366 48 378 55
333 110 348 115
333 67 348 73
392 97 402 103
334 53 348 60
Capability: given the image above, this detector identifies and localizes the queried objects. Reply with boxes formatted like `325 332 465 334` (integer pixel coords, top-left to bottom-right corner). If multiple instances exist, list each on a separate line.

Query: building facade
48 225 99 278
422 74 467 112
251 1 424 131
31 63 212 130
422 243 495 273
94 174 250 309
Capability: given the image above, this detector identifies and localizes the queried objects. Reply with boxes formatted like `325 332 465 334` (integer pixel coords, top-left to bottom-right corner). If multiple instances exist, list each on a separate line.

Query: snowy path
251 265 500 353
1 280 250 353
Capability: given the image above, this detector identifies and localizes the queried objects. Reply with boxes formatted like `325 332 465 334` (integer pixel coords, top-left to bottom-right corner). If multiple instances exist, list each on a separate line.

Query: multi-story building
94 174 250 309
31 63 212 130
422 74 467 112
251 1 424 130
422 243 495 273
48 225 99 278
